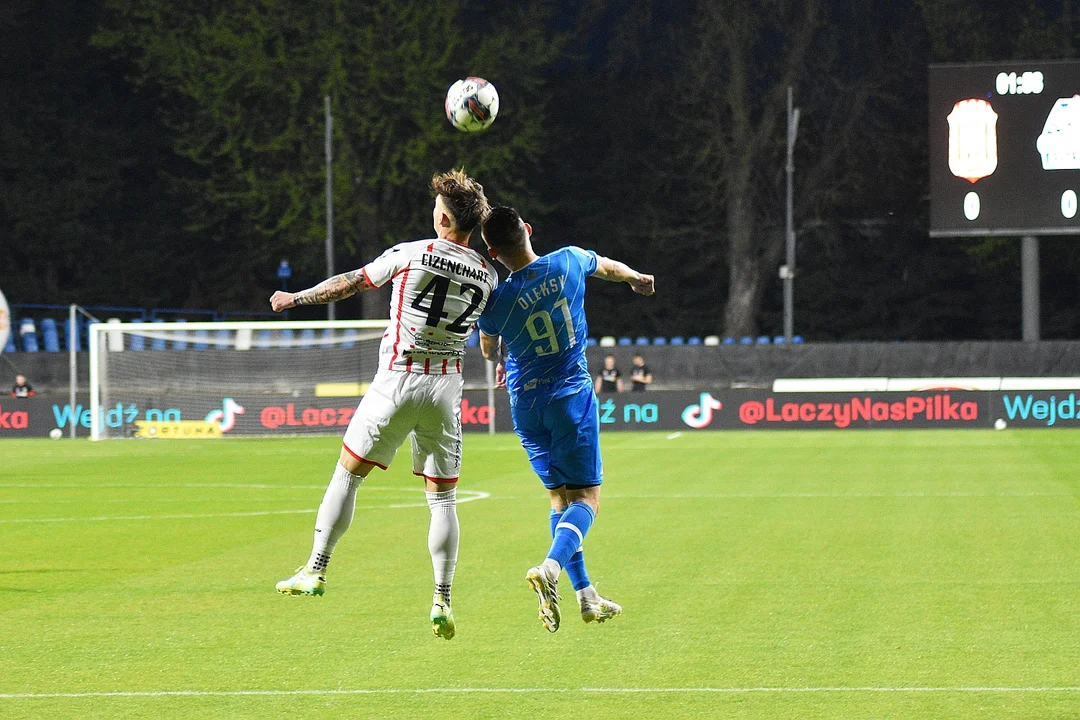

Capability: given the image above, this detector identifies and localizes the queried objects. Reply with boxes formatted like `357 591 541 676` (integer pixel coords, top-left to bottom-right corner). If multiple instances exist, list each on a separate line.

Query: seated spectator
11 374 34 398
594 354 622 393
630 353 653 392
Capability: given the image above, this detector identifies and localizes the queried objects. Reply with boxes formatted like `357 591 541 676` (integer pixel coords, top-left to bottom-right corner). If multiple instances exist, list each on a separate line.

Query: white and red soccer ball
445 77 499 133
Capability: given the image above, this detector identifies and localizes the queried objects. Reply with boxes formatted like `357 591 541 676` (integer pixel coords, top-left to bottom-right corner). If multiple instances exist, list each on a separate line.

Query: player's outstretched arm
592 256 655 296
269 270 374 312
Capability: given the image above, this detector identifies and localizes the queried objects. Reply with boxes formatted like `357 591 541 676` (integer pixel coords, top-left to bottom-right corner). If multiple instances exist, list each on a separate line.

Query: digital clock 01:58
995 71 1045 95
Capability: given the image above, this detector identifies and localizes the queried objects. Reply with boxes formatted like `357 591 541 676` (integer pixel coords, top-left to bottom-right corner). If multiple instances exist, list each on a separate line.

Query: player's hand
629 273 655 296
270 291 295 312
495 361 507 389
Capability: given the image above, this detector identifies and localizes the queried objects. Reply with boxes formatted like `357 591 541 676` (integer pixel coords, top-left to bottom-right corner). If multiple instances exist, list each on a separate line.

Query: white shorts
341 370 463 482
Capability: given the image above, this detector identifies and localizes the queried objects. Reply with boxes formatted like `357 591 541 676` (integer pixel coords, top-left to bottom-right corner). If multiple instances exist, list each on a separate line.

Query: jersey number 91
526 299 576 356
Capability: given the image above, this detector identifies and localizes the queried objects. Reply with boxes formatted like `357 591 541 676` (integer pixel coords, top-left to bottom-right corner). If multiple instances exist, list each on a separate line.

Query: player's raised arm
592 256 655 296
269 269 375 312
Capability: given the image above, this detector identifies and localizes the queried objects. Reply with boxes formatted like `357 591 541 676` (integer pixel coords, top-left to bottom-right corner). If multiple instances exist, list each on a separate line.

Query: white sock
305 463 363 575
541 558 561 578
426 488 459 603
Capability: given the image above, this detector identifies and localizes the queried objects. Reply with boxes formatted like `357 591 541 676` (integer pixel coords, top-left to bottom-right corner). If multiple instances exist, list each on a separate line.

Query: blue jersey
477 246 598 411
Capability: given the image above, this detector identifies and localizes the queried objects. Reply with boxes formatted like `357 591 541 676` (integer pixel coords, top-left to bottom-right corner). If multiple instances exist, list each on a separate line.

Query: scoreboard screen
930 60 1080 237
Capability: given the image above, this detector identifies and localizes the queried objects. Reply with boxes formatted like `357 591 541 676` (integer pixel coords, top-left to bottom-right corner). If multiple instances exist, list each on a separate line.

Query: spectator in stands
594 354 622 393
11 374 34 398
630 353 653 392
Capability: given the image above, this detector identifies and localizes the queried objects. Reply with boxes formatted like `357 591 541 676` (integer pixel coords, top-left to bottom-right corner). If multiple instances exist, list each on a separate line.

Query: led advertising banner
6 390 1080 438
930 60 1080 236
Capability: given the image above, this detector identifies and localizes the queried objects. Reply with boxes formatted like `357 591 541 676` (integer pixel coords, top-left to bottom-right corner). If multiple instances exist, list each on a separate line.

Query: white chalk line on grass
0 483 387 490
2 686 1080 700
484 491 1076 501
0 490 490 524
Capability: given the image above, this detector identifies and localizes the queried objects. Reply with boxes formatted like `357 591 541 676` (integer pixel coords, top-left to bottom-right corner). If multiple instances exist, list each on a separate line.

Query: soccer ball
49 428 63 440
445 77 499 133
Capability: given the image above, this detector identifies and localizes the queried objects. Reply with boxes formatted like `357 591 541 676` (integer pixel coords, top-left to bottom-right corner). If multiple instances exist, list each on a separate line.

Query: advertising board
5 390 1079 438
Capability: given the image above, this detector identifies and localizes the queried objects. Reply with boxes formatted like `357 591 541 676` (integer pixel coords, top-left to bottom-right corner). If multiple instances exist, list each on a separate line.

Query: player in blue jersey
477 206 654 632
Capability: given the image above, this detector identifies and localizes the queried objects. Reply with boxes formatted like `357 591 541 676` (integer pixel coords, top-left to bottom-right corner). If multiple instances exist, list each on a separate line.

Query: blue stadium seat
299 328 317 347
617 337 632 346
254 329 272 349
214 328 231 349
320 328 335 348
171 319 188 350
129 332 146 351
669 336 684 345
687 337 702 345
722 337 735 345
20 319 39 352
756 336 770 345
278 328 295 349
773 336 786 344
150 319 167 350
587 337 598 347
64 318 80 352
793 335 804 344
4 330 16 353
739 336 753 345
652 337 667 345
635 336 649 345
41 318 61 352
341 329 358 349
193 329 210 350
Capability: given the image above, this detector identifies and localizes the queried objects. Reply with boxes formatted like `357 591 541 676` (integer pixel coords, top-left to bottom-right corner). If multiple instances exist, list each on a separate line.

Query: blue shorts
511 388 603 490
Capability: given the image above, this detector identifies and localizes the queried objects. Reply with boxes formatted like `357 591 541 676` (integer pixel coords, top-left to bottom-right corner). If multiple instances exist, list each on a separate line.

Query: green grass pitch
1 430 1079 719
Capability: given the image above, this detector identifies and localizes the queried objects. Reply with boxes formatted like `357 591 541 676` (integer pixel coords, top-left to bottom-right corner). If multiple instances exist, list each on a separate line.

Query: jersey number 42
412 275 486 333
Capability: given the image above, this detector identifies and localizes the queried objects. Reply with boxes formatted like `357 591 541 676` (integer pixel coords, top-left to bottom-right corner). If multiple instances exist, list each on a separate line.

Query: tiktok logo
205 397 246 433
681 393 722 429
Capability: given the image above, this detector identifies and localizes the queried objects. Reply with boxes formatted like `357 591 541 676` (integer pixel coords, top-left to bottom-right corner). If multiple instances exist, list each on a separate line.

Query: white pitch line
0 491 489 524
484 492 1074 501
0 484 418 490
666 432 682 440
2 686 1079 700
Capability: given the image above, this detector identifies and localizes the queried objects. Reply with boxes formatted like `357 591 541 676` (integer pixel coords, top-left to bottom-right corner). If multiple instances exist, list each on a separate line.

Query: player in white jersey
268 169 497 640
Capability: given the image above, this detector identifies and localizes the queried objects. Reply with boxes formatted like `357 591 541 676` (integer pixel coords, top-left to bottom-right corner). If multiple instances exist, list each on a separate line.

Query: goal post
88 319 390 440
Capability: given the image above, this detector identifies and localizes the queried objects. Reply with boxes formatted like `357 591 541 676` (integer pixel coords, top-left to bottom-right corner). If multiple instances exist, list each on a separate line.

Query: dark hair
431 169 489 233
481 206 528 254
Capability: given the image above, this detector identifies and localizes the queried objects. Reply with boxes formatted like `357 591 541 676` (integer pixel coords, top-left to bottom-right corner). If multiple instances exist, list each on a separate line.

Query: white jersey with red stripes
361 238 498 375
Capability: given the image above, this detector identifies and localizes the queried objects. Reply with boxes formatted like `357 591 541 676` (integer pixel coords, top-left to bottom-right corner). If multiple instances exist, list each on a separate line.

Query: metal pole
68 303 77 439
485 359 496 435
1021 235 1040 341
325 95 336 321
783 87 800 343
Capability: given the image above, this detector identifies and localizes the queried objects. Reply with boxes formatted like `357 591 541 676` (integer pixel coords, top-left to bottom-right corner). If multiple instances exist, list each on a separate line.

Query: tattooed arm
269 269 374 312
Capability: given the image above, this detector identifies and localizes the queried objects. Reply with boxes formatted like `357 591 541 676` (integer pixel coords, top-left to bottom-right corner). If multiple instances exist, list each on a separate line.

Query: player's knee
338 448 377 477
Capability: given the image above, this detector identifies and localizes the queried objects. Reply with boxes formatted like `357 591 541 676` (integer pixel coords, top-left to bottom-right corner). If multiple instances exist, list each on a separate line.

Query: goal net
88 320 389 440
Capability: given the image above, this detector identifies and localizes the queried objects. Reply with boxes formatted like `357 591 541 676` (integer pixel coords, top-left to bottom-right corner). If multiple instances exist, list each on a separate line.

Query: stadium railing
3 302 808 352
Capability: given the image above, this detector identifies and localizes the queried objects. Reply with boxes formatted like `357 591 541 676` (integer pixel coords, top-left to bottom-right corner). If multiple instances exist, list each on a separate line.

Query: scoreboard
930 60 1080 237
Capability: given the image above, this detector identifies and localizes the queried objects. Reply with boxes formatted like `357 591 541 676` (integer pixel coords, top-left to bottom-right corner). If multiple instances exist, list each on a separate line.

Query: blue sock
550 508 591 591
546 502 595 570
